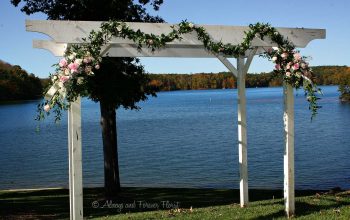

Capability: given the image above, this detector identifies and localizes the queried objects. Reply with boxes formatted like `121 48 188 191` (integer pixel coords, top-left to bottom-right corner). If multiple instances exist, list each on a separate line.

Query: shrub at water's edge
339 84 350 102
0 60 43 102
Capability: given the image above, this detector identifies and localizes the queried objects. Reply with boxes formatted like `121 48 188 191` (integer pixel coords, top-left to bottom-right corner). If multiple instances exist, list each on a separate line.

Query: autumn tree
11 0 163 196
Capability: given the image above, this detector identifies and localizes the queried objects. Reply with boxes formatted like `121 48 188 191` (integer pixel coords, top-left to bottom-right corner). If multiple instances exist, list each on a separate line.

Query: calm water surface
0 86 349 190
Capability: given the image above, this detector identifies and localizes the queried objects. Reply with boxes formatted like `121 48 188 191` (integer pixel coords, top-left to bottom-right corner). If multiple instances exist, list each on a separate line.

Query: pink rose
275 64 281 70
293 53 301 61
281 52 288 59
293 63 300 70
60 75 70 83
68 62 79 73
44 104 50 112
59 58 67 67
83 57 92 64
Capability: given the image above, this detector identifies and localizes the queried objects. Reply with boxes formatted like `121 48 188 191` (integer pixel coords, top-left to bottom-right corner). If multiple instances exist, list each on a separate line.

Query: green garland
37 20 322 122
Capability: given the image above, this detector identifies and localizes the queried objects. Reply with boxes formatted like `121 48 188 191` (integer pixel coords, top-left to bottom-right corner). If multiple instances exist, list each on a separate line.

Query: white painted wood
237 57 248 207
33 40 67 56
244 47 258 73
283 83 295 217
216 55 238 77
26 20 325 48
33 40 267 58
68 97 83 220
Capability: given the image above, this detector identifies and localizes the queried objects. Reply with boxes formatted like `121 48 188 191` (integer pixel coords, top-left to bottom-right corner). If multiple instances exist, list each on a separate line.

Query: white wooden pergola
26 20 325 219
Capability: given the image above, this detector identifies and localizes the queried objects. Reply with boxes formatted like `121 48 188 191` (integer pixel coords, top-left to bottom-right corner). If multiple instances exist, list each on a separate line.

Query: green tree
12 0 163 196
338 73 350 102
0 60 42 101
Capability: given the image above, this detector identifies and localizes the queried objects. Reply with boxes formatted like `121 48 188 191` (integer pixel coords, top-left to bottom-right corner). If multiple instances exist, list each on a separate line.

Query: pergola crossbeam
26 20 325 48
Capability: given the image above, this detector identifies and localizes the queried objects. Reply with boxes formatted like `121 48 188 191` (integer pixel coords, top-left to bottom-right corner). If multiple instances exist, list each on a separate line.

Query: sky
0 0 349 78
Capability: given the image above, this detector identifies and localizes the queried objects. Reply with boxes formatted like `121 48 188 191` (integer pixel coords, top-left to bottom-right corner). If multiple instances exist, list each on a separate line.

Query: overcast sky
0 0 349 78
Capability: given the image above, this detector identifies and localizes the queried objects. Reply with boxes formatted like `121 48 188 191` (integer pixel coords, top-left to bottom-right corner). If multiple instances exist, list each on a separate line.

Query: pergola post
237 57 248 207
283 83 295 217
68 97 83 220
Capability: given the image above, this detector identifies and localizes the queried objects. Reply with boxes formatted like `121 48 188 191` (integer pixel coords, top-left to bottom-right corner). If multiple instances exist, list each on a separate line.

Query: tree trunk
100 100 121 197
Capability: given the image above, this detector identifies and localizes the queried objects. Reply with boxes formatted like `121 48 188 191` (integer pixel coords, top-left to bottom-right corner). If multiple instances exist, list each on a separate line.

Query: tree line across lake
149 66 350 91
0 60 42 102
1 59 350 102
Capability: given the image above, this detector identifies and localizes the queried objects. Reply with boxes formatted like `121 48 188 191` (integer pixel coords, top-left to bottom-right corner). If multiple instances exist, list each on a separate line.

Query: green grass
1 187 349 219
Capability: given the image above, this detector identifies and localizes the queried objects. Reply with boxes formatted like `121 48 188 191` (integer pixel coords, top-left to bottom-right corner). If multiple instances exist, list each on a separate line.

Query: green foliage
0 60 42 101
11 0 164 21
86 58 158 109
337 69 350 102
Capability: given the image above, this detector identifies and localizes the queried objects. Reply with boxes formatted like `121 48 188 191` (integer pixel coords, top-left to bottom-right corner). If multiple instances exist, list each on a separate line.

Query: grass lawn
1 187 349 219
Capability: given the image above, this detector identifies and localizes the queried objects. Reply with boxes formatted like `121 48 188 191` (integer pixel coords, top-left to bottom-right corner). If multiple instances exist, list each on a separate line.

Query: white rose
272 57 278 62
74 59 83 65
68 52 76 60
44 104 50 112
77 77 84 85
188 23 194 28
64 69 70 76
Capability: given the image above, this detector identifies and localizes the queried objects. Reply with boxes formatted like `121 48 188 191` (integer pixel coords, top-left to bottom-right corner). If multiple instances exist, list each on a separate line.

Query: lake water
0 86 349 190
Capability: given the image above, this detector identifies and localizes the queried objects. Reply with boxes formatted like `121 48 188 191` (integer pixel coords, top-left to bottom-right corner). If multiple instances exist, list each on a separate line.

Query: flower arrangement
37 21 321 122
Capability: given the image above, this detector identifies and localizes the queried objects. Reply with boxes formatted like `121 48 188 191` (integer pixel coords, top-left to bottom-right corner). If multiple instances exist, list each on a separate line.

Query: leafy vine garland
37 21 321 122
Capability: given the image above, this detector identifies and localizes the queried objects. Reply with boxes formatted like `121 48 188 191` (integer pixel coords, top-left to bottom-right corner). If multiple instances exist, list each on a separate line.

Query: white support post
68 97 83 220
283 83 295 217
237 57 248 207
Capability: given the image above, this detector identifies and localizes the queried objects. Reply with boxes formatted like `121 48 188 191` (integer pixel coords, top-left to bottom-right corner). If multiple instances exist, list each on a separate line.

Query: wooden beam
283 83 295 217
216 55 238 77
237 57 248 207
33 40 267 58
33 40 67 56
68 97 83 220
244 47 258 73
26 20 326 48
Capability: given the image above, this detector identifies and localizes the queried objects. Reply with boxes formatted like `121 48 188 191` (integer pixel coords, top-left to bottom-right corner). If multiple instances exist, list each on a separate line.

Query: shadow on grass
250 191 350 220
0 187 340 219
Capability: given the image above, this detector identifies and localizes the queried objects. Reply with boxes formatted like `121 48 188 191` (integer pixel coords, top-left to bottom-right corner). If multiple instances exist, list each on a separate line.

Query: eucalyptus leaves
37 20 321 122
